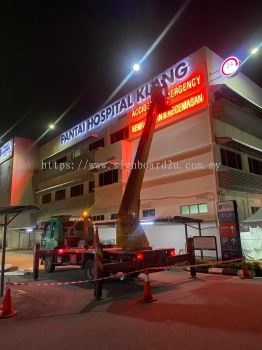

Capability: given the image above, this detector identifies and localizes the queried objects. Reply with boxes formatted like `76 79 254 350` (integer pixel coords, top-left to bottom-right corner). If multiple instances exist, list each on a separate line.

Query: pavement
1 250 35 271
1 264 262 350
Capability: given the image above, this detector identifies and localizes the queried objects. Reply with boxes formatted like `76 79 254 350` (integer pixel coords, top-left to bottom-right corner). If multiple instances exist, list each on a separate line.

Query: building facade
1 47 262 250
0 138 37 248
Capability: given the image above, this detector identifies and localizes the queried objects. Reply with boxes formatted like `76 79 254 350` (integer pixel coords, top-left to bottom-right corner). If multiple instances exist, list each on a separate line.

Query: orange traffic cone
241 256 253 279
140 269 157 303
0 283 17 319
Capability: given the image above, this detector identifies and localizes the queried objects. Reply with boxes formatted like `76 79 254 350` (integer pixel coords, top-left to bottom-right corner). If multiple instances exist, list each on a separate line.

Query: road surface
0 266 261 350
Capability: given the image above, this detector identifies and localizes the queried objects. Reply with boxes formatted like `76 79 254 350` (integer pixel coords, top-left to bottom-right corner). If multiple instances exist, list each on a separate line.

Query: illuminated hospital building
1 47 261 250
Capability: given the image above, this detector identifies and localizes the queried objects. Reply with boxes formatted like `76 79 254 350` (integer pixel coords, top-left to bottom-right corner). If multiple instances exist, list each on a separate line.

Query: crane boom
116 79 169 249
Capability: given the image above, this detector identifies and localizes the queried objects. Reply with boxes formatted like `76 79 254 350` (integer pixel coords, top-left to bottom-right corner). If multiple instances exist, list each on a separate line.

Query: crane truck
36 79 194 280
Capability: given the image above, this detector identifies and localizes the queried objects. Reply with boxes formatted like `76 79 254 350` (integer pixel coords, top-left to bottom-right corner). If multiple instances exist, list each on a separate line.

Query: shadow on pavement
5 269 206 321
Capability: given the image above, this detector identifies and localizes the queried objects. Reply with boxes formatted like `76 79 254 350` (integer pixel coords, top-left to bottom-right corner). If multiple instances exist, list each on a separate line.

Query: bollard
33 243 40 280
188 237 197 278
94 228 103 300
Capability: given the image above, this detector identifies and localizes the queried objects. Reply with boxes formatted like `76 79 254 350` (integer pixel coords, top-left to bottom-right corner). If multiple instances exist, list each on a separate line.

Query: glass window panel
181 206 190 215
198 203 208 213
190 205 198 214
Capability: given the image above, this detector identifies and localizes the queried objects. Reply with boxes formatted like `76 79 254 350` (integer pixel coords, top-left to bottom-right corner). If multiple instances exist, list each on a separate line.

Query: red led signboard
130 88 207 135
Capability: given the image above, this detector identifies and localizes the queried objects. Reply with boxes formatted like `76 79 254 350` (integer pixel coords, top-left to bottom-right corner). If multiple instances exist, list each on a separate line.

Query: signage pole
33 243 40 280
198 222 203 259
94 228 103 300
185 224 188 252
188 237 196 278
0 214 8 297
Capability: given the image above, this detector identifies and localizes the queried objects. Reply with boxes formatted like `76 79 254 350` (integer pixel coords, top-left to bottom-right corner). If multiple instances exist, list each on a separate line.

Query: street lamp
48 123 55 130
133 63 140 72
250 47 259 55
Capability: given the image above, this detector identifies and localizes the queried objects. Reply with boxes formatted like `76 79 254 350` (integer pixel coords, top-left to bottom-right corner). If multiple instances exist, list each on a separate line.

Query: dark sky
1 0 262 145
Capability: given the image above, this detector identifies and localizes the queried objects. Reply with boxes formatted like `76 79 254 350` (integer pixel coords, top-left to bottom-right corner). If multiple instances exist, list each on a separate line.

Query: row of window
91 215 105 221
220 148 262 175
89 204 209 221
44 141 262 178
89 211 155 221
144 206 209 217
43 126 130 168
41 170 117 204
93 211 151 220
180 203 208 215
89 127 129 151
42 183 90 204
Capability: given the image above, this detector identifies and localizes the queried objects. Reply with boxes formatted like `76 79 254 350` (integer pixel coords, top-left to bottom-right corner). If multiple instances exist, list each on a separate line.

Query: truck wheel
44 256 55 273
84 259 94 280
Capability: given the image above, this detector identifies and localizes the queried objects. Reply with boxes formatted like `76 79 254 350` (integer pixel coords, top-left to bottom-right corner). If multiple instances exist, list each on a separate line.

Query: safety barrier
8 257 242 287
0 257 245 319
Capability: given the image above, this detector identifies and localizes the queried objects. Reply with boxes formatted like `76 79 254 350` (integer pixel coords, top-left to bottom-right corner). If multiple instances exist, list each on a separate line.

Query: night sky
1 0 262 145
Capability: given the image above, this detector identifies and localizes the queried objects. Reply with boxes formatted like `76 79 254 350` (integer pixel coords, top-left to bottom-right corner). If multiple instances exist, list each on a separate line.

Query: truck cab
38 215 92 250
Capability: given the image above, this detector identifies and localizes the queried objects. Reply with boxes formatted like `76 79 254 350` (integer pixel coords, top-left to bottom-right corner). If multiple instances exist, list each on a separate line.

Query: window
111 127 129 144
251 206 260 215
220 148 242 170
92 215 105 221
44 221 56 238
189 204 198 214
248 158 262 175
180 203 208 215
42 193 51 204
55 189 66 201
181 205 190 215
89 138 104 151
89 181 95 193
142 209 155 217
99 169 118 186
198 203 208 213
71 148 83 159
56 156 67 165
111 213 118 220
70 184 84 197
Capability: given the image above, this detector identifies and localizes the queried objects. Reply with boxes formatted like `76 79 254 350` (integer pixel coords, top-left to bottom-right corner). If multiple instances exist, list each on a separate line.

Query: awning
93 216 204 226
216 137 262 157
0 205 40 216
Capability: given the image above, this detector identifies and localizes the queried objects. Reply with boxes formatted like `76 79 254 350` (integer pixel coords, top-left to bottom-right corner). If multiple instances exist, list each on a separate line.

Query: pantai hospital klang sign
60 49 208 145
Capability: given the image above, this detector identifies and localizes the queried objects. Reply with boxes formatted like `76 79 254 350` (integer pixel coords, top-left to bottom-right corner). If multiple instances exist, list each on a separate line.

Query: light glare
251 47 259 55
49 123 55 130
133 63 140 71
140 221 154 225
